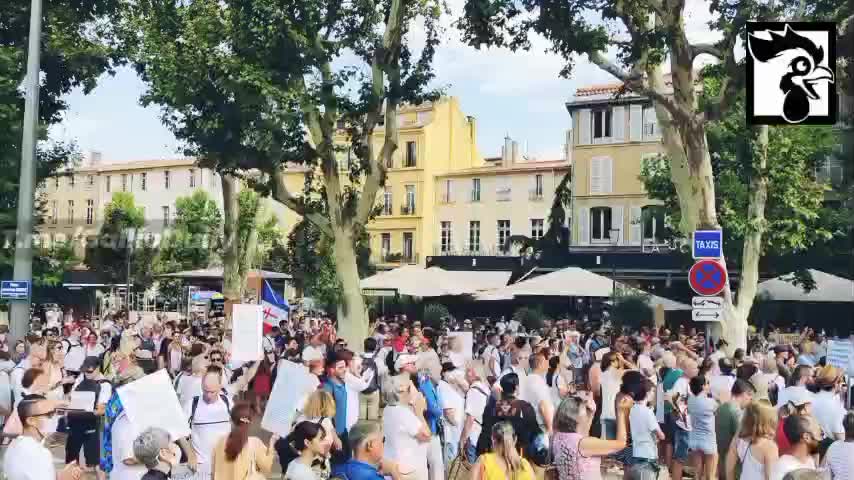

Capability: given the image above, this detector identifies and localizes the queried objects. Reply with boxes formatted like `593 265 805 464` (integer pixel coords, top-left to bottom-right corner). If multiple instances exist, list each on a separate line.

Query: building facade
432 138 570 256
566 82 667 249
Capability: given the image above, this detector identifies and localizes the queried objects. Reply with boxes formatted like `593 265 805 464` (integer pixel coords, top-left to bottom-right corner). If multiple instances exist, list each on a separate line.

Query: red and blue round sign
689 260 728 296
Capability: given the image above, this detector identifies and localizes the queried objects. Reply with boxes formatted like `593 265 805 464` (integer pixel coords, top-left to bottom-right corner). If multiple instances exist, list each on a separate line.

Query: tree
85 192 147 286
127 0 442 343
610 291 654 331
32 240 79 287
458 0 846 348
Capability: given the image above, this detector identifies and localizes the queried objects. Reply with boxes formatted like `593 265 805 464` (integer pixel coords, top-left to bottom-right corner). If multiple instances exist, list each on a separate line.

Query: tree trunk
221 173 242 328
330 225 369 348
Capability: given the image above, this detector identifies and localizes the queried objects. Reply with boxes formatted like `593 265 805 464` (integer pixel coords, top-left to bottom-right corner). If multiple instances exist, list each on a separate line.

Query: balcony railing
528 189 543 201
376 252 420 264
400 204 416 215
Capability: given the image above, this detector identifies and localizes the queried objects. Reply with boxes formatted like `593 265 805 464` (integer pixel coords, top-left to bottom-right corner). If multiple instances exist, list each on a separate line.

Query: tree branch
691 43 722 60
272 169 332 237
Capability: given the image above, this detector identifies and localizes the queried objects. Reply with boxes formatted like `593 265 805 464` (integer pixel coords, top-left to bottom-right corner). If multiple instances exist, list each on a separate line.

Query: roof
158 267 292 280
574 73 676 97
436 160 570 178
757 269 854 303
96 158 198 172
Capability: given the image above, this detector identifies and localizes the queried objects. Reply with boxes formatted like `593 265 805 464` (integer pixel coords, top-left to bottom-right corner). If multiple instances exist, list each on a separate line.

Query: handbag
447 452 474 480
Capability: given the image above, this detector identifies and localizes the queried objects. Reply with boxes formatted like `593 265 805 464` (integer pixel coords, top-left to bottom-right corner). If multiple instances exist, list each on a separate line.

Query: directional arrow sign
692 309 722 322
692 296 723 309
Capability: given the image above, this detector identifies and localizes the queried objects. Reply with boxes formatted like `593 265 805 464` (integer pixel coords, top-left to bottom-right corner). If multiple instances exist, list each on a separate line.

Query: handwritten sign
827 340 853 372
67 391 96 412
231 304 263 362
261 360 318 436
118 369 190 440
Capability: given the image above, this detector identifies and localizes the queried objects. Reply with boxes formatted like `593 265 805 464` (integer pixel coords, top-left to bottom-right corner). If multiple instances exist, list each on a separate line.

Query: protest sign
261 360 318 436
67 391 96 412
827 340 853 372
231 304 263 362
118 369 190 440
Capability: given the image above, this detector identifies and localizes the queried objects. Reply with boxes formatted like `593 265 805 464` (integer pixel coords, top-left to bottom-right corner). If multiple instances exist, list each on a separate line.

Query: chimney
511 141 520 165
503 135 512 167
565 129 573 164
89 150 102 167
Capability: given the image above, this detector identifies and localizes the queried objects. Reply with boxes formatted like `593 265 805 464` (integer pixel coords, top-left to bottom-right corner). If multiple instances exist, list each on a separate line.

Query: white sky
47 0 722 163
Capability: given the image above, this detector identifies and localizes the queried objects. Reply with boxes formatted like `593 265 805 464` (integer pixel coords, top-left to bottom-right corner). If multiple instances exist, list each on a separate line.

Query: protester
770 415 821 480
811 365 846 442
823 411 854 480
715 379 756 475
65 356 111 471
211 402 278 480
628 378 665 480
459 364 490 463
382 373 431 480
133 427 178 480
331 420 402 480
471 422 535 480
726 401 779 480
688 374 720 480
283 421 327 480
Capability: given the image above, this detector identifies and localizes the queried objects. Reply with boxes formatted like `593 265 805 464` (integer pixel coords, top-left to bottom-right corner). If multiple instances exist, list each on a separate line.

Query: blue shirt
418 374 443 435
323 378 348 435
331 460 384 480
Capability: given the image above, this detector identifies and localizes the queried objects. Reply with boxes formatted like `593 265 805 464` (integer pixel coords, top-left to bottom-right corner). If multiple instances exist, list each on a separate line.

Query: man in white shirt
459 365 489 463
179 370 237 480
776 365 814 410
523 349 554 436
482 334 501 381
3 395 82 480
437 363 466 462
65 357 112 471
63 328 86 377
710 358 737 402
811 365 846 440
770 414 820 480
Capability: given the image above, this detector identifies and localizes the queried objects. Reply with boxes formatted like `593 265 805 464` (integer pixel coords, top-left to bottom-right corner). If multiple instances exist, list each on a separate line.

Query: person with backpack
63 326 86 380
65 356 111 472
360 338 383 421
477 373 543 467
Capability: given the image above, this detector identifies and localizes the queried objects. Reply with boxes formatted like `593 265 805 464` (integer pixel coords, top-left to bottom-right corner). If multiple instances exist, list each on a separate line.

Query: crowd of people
0 309 853 480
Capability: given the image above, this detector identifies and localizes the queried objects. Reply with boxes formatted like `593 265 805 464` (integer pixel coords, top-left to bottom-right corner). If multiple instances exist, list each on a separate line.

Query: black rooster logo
748 24 835 123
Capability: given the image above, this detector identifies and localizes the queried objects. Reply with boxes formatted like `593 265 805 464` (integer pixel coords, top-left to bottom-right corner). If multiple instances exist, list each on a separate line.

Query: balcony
400 204 416 215
377 252 420 264
528 189 544 201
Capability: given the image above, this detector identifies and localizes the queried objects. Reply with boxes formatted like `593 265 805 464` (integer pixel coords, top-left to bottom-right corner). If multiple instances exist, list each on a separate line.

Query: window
471 178 481 202
469 221 481 252
141 172 147 191
69 175 76 188
106 175 111 192
404 141 417 167
531 219 544 240
186 169 194 187
440 221 452 253
642 206 666 243
404 185 416 214
441 179 453 203
381 233 391 258
383 188 393 215
87 175 94 186
403 232 414 262
534 174 543 196
590 207 612 242
50 200 58 224
497 220 511 249
643 106 659 138
162 206 171 227
592 108 613 140
67 200 74 224
86 199 94 225
590 157 613 194
164 170 171 189
121 174 128 192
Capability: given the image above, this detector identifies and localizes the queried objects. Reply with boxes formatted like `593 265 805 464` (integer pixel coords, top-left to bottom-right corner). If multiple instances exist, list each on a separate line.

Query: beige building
432 138 570 255
566 82 667 248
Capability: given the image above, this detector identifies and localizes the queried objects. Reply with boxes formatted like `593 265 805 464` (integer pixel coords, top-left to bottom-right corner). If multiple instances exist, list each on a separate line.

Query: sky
47 0 721 163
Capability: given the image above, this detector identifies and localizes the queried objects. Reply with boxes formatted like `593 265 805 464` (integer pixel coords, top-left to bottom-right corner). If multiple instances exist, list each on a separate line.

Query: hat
394 354 417 370
81 356 101 371
773 345 792 355
815 365 843 388
787 388 813 407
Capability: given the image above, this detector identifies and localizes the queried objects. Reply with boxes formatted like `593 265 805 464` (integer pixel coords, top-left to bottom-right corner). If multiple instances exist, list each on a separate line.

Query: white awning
360 266 511 297
757 269 854 302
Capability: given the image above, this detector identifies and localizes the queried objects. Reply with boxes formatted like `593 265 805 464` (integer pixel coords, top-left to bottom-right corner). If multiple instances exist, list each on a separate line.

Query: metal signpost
690 230 726 353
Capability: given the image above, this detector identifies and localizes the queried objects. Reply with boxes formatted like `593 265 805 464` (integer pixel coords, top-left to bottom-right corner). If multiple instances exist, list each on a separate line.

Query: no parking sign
689 259 728 296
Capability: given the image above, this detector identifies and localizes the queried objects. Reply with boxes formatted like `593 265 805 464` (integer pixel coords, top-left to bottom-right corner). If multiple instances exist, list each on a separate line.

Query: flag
261 280 289 332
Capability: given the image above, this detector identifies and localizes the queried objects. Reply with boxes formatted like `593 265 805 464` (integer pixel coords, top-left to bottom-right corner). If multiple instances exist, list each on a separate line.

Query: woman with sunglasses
551 392 632 480
2 394 83 480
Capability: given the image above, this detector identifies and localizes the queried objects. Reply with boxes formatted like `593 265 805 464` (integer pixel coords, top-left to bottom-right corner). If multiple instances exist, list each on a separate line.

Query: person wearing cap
774 346 794 385
776 388 813 454
65 356 112 472
811 365 846 442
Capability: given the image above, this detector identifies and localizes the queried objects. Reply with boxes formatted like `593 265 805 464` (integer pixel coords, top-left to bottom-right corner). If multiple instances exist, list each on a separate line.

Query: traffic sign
689 260 728 296
693 230 723 259
0 280 30 300
692 296 723 309
692 309 722 322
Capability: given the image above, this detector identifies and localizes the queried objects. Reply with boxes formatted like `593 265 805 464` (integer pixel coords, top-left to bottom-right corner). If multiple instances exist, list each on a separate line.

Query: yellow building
566 82 667 248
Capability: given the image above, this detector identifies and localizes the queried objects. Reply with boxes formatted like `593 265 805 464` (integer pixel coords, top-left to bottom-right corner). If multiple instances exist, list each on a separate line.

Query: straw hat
815 365 843 388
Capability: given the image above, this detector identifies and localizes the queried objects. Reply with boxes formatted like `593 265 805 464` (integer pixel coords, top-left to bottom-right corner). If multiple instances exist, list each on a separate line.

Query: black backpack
361 354 380 394
189 390 231 426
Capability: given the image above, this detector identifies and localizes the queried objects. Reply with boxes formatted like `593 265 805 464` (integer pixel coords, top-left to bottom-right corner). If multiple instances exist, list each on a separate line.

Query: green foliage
503 170 571 254
85 192 149 285
422 303 450 329
33 241 79 287
512 305 550 332
609 291 653 331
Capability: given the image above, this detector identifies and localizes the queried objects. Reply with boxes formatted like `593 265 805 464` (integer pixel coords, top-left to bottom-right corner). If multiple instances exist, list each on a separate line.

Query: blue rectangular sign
693 230 722 259
0 280 30 300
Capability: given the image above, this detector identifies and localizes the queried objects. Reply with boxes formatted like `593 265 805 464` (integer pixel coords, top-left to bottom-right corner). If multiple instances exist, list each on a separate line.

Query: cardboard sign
231 304 263 362
118 369 190 440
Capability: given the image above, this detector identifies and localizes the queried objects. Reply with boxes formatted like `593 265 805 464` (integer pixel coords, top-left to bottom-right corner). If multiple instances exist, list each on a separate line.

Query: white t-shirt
465 382 489 444
183 396 233 471
776 386 813 410
176 374 202 406
671 376 690 398
825 440 854 480
112 413 148 480
63 339 86 372
483 346 501 378
812 391 846 439
285 460 317 480
710 374 736 401
344 371 369 430
522 373 552 429
769 455 816 480
438 380 465 444
600 368 622 420
630 403 661 460
382 405 428 477
2 435 56 480
448 351 467 369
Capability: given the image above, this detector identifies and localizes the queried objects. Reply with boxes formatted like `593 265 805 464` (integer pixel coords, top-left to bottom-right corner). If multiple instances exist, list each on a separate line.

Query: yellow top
480 453 535 480
211 436 275 480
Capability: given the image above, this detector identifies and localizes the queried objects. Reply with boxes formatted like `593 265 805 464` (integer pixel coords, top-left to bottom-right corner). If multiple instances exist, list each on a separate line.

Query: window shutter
612 206 624 244
630 105 643 141
630 206 643 245
579 109 591 145
578 207 590 245
589 158 602 194
603 157 613 193
612 106 625 142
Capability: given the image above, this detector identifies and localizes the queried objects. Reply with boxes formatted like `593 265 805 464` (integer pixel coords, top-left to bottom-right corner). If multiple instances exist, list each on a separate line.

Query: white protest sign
68 391 96 412
118 369 190 440
231 304 263 362
827 340 854 372
261 360 318 436
447 332 474 359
